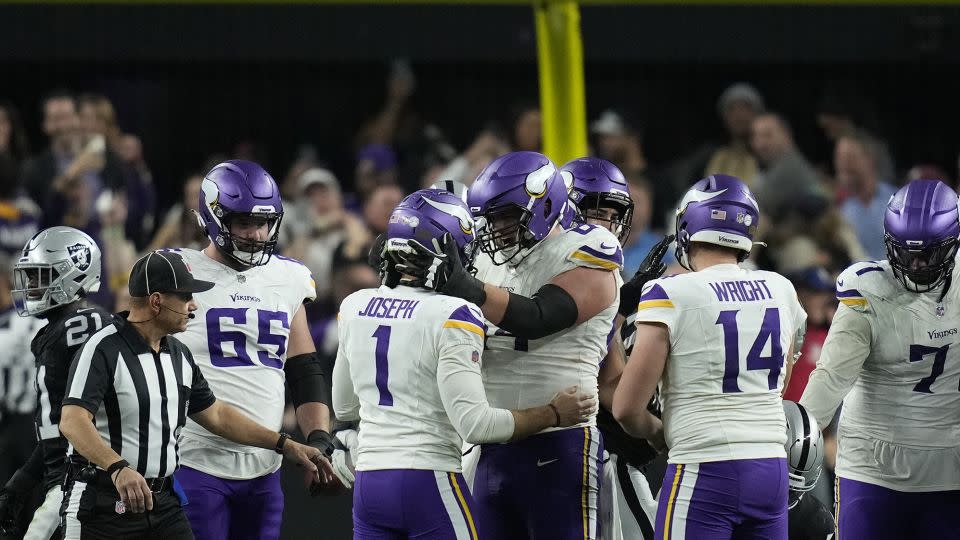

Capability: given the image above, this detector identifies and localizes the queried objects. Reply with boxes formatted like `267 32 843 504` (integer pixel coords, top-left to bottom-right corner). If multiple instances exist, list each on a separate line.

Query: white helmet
783 400 824 509
12 226 102 316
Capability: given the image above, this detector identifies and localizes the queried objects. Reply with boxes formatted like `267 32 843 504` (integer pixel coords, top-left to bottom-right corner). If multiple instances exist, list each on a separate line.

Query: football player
782 400 834 540
561 157 671 540
170 160 334 540
0 227 109 540
334 188 596 539
800 179 960 539
406 151 622 539
614 174 806 539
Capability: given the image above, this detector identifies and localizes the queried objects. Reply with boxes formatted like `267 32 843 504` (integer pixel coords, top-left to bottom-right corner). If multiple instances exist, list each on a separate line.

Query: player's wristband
107 459 129 481
548 404 561 427
275 433 291 454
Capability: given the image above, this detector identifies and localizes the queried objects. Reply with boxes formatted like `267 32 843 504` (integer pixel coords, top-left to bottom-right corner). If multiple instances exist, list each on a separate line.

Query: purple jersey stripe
639 283 670 302
577 244 624 266
855 266 884 276
447 305 487 332
836 289 864 298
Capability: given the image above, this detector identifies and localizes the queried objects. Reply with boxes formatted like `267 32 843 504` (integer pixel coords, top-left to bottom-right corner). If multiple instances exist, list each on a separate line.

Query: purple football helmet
384 189 476 278
674 174 760 269
884 179 960 292
467 151 567 265
560 157 634 243
197 160 283 267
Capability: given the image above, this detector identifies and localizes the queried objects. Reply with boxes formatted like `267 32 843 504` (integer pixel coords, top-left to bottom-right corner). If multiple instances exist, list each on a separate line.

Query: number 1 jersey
174 248 316 479
636 263 806 464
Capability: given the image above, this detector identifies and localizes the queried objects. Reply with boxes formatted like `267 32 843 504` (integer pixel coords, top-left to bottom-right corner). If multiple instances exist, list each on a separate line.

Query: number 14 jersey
174 248 316 479
635 263 806 464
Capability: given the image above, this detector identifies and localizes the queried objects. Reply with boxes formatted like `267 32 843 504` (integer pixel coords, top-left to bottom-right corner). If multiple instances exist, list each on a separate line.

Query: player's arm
598 324 626 411
285 305 338 456
331 335 360 422
799 304 872 429
612 322 669 451
406 234 615 339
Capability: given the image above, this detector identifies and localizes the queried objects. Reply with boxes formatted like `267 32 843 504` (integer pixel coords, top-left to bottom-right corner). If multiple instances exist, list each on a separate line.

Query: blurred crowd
1 70 954 512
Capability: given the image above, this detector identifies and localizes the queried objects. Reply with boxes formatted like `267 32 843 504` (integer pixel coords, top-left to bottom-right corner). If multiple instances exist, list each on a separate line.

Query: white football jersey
474 223 622 426
173 248 316 479
636 263 805 464
335 286 507 472
803 260 960 491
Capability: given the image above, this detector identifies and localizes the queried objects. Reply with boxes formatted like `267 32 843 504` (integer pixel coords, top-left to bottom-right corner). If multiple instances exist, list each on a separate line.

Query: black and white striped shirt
63 313 216 479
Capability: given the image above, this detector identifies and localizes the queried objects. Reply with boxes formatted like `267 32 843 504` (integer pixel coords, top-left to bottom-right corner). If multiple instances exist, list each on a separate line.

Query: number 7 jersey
172 248 316 479
635 263 806 464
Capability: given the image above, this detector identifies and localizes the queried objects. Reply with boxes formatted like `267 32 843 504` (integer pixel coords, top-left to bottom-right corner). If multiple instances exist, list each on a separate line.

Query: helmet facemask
12 262 86 316
476 205 540 266
217 211 283 267
885 234 959 293
575 192 634 244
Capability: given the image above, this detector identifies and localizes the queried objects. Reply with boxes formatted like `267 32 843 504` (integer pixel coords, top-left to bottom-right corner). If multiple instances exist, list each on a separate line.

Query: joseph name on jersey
336 286 498 472
821 260 960 491
474 223 622 420
636 264 805 464
173 248 316 479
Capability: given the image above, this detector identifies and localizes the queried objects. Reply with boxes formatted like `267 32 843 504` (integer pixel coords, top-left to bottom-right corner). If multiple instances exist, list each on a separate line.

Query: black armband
498 284 579 340
284 353 330 408
4 446 43 495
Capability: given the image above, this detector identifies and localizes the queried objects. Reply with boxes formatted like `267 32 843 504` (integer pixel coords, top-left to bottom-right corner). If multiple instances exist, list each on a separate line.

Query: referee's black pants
60 471 194 539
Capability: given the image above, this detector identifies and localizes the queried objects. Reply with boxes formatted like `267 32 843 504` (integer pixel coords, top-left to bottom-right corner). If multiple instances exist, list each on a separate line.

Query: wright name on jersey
173 248 316 480
802 260 960 492
474 223 622 424
335 286 511 472
636 263 806 464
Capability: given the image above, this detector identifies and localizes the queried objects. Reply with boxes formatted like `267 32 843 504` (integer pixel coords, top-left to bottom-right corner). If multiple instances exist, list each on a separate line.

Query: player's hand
112 467 153 513
0 488 23 537
550 386 599 427
618 234 674 318
403 233 486 307
330 429 358 489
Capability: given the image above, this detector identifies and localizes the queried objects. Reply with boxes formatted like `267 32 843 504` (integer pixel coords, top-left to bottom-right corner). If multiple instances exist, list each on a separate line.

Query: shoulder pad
442 302 487 339
637 279 675 311
835 260 897 312
562 223 623 271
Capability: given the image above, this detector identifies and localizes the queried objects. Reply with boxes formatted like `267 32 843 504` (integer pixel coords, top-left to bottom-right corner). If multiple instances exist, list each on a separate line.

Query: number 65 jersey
801 260 960 492
173 248 316 479
635 263 806 464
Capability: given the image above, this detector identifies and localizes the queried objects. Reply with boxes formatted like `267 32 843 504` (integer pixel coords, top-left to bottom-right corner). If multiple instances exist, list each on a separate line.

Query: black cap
128 251 215 297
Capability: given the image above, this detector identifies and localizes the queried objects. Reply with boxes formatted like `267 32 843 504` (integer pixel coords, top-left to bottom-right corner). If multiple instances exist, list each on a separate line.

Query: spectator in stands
78 93 156 249
433 129 509 187
0 153 40 258
835 130 897 259
0 100 30 166
591 110 647 183
353 144 398 204
362 183 404 239
505 101 541 153
703 82 764 188
147 173 206 252
621 176 673 277
284 168 370 310
783 267 836 402
750 112 823 221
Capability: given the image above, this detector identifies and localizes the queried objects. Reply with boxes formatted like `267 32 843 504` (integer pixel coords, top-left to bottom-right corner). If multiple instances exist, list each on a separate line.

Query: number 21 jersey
635 263 806 464
174 248 316 479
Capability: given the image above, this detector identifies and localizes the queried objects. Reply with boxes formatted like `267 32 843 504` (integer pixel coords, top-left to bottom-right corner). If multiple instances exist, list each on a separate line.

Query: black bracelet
275 433 291 454
548 404 561 427
106 459 129 482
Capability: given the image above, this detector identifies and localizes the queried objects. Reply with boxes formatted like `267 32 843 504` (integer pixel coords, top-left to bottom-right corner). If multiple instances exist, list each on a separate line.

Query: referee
59 251 329 539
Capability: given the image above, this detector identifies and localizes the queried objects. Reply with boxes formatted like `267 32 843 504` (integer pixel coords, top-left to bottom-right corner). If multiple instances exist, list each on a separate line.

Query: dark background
2 4 959 211
3 4 958 537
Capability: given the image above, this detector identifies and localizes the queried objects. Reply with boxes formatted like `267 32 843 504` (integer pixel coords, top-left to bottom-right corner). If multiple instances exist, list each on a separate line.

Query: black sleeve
498 284 579 340
284 352 331 408
186 349 217 416
3 445 43 494
60 342 112 415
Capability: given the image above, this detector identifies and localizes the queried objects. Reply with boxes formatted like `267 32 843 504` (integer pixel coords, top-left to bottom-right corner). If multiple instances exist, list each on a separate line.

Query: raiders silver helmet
12 226 102 316
783 400 824 509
